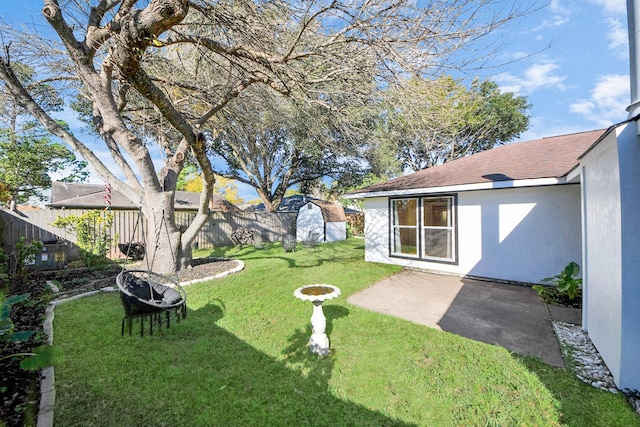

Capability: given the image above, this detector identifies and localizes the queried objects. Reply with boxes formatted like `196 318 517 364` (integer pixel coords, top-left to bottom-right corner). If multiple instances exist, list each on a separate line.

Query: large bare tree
0 0 530 272
209 86 367 212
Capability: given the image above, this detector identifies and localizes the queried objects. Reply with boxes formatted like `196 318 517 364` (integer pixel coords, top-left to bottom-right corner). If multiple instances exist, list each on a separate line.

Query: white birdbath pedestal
294 284 341 356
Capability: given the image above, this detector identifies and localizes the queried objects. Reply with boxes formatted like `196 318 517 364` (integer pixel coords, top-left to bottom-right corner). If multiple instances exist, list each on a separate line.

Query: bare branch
0 47 135 195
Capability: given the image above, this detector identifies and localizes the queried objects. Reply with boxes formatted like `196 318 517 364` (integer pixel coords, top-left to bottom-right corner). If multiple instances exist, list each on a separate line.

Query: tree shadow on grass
54 297 413 426
281 304 350 392
516 356 639 426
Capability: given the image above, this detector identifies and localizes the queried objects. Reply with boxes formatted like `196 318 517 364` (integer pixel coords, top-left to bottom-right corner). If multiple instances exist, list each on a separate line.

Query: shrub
52 210 116 267
8 238 42 294
534 261 583 303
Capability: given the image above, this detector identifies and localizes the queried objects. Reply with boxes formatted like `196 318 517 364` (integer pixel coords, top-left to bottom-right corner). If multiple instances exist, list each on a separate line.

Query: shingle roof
246 195 355 216
47 182 238 211
350 129 606 195
308 200 346 222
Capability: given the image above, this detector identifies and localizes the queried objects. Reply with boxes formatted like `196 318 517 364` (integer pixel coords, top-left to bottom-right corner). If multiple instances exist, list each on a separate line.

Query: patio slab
548 304 582 325
348 270 565 367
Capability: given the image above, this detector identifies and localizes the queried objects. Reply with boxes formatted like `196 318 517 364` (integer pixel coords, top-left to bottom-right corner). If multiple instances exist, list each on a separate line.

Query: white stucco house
347 125 640 391
346 129 605 285
296 200 347 243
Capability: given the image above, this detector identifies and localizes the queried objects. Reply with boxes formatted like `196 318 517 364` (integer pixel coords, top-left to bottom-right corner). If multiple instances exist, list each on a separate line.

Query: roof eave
578 115 640 160
343 177 569 199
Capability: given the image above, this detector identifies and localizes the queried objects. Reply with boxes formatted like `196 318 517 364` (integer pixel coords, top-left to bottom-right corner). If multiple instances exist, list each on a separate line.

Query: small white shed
296 200 347 243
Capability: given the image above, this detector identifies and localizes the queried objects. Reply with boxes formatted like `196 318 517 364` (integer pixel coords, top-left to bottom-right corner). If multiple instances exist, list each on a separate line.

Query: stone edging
179 259 245 287
36 259 244 427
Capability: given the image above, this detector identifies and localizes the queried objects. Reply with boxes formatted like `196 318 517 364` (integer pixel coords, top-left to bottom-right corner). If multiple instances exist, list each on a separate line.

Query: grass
51 239 638 426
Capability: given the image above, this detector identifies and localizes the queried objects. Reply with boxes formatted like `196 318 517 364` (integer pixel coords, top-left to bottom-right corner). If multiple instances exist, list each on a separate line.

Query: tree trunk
142 191 191 274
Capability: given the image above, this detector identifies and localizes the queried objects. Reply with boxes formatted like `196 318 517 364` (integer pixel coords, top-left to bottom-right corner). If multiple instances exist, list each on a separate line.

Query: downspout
626 0 640 132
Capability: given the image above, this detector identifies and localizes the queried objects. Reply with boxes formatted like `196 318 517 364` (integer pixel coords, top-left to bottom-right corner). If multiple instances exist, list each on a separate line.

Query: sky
0 0 632 201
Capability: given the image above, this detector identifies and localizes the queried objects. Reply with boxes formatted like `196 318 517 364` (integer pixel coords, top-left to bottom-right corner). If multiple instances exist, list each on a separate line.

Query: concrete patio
348 270 581 367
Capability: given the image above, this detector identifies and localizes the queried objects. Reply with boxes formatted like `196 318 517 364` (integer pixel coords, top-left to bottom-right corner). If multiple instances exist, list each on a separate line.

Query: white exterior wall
364 185 582 284
296 203 324 242
325 221 346 242
582 123 640 390
364 197 391 263
581 131 622 385
619 125 640 391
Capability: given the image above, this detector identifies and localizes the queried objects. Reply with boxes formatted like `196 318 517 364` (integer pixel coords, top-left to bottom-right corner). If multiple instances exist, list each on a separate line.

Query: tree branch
0 50 135 196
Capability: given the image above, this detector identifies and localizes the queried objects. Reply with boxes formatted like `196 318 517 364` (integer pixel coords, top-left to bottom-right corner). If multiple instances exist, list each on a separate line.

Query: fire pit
294 284 341 356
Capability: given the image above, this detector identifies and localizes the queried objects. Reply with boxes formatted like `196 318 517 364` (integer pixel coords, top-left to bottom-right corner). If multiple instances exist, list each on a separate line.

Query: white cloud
569 101 596 116
495 61 566 94
606 17 629 56
588 0 626 15
532 16 568 32
570 74 629 126
532 0 570 32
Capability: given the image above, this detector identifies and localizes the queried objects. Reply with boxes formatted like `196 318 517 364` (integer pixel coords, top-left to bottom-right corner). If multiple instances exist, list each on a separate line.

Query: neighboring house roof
304 200 346 223
47 182 239 212
349 129 606 197
209 197 242 213
245 195 320 212
247 194 358 214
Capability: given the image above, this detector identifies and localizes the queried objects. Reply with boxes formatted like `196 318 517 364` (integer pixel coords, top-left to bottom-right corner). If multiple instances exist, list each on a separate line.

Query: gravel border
553 320 640 416
553 321 617 392
37 259 244 427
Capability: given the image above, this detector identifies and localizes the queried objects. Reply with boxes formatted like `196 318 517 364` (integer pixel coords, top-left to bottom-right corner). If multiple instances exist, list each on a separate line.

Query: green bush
52 210 115 267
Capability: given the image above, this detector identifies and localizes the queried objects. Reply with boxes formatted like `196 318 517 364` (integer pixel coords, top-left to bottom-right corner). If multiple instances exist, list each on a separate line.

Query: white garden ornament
294 285 341 356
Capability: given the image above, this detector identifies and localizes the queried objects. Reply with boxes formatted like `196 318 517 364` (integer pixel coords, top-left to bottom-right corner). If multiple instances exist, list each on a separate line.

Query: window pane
423 198 450 227
393 227 417 255
423 229 452 259
393 199 417 226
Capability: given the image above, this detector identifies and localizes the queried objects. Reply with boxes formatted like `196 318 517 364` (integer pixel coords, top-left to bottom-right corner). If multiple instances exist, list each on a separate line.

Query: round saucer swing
116 207 187 336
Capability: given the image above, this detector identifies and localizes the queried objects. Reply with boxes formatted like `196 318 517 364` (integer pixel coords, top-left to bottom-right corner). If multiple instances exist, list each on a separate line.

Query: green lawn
52 239 638 426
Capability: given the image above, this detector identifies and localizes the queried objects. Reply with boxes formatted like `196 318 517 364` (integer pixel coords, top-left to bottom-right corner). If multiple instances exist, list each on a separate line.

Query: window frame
388 194 458 264
390 198 420 258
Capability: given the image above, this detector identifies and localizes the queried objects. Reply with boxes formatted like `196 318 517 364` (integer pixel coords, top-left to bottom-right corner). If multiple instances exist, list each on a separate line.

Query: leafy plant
52 210 116 267
8 238 43 293
0 294 33 344
0 293 53 371
534 261 583 302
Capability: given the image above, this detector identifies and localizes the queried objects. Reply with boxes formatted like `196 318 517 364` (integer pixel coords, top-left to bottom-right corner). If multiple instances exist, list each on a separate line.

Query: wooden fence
0 208 297 259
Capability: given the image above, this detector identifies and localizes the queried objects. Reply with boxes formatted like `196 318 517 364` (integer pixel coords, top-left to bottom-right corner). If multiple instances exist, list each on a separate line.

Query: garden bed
0 274 49 427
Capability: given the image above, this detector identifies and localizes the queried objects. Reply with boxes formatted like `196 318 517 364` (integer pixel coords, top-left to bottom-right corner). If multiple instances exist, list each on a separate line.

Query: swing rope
122 204 180 282
147 209 180 280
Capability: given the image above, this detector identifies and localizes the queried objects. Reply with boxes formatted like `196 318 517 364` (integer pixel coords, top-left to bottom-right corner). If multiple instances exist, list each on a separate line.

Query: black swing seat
116 269 187 315
116 270 187 335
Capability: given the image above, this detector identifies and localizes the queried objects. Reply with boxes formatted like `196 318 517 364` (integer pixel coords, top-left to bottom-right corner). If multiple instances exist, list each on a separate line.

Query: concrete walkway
348 270 569 367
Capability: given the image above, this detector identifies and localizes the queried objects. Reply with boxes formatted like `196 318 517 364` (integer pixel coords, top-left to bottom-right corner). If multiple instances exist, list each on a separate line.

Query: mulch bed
0 258 238 426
